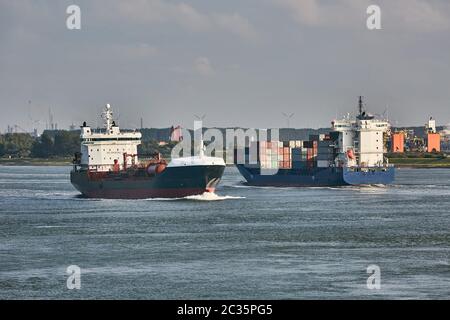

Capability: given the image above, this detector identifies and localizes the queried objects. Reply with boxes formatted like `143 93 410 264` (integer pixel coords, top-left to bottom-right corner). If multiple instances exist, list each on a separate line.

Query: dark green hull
70 165 225 199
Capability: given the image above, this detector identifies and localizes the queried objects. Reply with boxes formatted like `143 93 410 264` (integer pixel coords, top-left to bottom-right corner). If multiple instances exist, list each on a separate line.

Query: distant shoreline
1 157 450 169
0 157 72 166
387 155 450 169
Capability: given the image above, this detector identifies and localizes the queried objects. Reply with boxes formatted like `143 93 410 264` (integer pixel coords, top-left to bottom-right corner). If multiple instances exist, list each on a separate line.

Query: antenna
102 104 114 132
358 96 363 117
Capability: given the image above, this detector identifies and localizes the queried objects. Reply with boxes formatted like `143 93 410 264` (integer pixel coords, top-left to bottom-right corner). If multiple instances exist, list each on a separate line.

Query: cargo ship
70 104 225 199
236 97 395 187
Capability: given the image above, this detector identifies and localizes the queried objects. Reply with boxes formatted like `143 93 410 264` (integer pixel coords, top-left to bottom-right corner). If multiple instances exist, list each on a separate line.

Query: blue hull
236 164 395 187
342 167 395 185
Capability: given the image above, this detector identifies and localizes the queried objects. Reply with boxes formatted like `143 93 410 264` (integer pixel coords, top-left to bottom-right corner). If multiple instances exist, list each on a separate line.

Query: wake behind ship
236 97 395 187
70 104 225 199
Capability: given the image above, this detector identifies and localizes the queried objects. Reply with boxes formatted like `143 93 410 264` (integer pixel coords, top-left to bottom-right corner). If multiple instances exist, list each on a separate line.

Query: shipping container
317 160 329 168
303 141 313 148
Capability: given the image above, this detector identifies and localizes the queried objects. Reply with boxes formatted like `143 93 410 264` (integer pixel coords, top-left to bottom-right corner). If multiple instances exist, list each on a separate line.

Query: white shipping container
317 160 329 168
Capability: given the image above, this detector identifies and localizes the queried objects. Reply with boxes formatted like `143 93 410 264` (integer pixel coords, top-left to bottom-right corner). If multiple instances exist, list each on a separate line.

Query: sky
1 0 450 132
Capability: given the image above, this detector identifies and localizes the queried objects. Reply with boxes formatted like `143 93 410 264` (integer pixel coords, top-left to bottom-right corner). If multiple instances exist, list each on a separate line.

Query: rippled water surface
0 166 449 299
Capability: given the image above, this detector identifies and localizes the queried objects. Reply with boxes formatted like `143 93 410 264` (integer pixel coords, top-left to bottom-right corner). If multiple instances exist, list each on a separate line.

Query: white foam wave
184 192 245 201
143 192 245 201
34 225 65 229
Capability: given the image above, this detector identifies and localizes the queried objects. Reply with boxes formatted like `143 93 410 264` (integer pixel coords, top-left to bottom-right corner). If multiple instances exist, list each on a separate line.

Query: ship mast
103 104 113 133
358 96 363 118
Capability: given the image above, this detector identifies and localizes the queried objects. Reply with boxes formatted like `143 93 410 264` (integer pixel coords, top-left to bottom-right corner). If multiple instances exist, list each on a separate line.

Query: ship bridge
331 97 391 168
79 104 142 172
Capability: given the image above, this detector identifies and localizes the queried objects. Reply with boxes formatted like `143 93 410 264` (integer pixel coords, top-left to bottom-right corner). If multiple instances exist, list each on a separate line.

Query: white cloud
390 0 450 32
276 0 320 26
194 57 214 76
272 0 450 31
105 0 258 40
213 13 259 41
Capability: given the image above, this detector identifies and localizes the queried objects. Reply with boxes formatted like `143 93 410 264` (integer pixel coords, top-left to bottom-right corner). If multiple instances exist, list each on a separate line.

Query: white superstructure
426 117 437 133
332 97 390 168
79 104 142 172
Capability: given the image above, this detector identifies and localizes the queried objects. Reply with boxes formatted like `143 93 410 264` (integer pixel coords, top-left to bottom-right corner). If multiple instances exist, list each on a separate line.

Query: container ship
70 104 225 199
236 97 395 187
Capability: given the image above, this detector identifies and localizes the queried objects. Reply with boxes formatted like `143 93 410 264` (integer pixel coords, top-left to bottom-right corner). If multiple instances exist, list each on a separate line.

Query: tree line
0 131 80 158
0 130 176 159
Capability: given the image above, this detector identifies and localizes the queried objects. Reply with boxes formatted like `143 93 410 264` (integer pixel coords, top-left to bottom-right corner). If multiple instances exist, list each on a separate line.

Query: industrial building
391 132 405 153
425 117 441 153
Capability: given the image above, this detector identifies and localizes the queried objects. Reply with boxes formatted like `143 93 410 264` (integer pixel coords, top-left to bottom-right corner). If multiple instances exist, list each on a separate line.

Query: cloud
272 0 362 27
105 0 258 40
194 57 214 76
272 0 450 31
390 0 450 32
213 13 259 41
275 0 320 26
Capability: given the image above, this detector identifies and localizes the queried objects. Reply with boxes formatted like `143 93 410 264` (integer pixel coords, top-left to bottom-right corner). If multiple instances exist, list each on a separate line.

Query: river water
0 166 449 299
